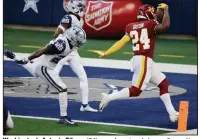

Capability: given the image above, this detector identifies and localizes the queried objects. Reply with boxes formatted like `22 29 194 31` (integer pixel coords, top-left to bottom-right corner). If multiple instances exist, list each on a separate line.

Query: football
156 8 164 23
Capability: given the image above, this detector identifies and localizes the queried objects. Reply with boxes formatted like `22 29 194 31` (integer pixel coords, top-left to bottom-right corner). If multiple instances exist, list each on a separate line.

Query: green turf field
4 28 197 65
7 117 170 135
4 28 194 135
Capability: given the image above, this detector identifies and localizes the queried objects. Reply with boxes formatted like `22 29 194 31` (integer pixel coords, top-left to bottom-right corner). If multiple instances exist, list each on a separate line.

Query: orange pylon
177 101 189 132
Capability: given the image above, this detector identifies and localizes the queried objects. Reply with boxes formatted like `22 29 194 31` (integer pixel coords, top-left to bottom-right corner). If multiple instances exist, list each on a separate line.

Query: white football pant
131 55 166 89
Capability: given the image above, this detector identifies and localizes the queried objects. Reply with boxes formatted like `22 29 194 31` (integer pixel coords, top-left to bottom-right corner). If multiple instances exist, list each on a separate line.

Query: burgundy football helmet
137 4 156 20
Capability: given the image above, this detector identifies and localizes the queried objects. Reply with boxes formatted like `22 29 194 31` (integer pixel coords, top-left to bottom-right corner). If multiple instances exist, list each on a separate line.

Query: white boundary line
4 53 197 74
12 115 177 132
98 131 124 135
164 129 197 135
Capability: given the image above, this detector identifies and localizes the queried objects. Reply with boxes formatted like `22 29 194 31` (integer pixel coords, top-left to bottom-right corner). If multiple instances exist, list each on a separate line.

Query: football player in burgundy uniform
98 4 179 122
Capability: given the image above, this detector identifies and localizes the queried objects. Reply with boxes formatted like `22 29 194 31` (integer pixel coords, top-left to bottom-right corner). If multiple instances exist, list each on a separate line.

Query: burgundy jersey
125 19 159 59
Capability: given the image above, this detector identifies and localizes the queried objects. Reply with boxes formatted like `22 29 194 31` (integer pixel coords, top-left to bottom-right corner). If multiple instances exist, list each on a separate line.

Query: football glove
157 3 168 9
15 57 29 65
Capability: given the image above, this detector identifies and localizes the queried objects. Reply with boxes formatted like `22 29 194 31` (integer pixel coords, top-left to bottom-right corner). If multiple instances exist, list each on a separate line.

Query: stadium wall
142 0 197 36
4 0 197 37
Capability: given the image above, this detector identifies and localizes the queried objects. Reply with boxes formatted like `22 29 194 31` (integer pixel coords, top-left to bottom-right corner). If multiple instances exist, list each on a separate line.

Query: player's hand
157 3 168 10
15 57 29 65
89 50 106 58
99 52 106 58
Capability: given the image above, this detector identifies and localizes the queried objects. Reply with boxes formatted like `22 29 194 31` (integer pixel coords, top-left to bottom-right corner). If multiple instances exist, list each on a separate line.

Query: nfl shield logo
85 0 113 31
63 0 70 12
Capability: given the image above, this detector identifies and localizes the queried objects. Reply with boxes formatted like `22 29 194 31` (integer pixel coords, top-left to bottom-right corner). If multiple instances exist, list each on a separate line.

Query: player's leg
100 56 151 111
36 65 74 125
68 53 89 105
150 62 178 122
68 52 97 112
21 60 39 76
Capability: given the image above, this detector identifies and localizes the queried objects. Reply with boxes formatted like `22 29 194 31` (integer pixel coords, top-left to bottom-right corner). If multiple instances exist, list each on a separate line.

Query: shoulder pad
61 15 72 25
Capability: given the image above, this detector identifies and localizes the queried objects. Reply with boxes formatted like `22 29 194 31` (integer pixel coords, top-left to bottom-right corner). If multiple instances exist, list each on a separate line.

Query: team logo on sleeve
85 0 113 31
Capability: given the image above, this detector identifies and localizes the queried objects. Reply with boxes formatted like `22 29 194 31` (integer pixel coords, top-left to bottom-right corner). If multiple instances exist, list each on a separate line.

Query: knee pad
158 78 168 95
59 88 67 93
129 86 142 97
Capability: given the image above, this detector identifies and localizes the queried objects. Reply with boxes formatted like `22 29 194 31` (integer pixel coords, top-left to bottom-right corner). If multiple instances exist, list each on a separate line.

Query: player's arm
53 15 72 38
16 42 65 64
99 35 131 57
53 24 68 38
27 45 54 61
154 3 170 33
15 46 52 64
28 40 66 61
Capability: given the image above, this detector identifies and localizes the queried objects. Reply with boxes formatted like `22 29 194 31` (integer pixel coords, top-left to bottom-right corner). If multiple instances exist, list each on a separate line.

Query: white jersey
39 35 74 69
58 14 84 55
61 14 84 37
70 14 84 27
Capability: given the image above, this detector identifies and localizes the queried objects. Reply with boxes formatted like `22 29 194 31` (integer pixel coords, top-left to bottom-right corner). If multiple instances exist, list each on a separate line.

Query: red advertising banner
84 0 142 38
63 0 142 38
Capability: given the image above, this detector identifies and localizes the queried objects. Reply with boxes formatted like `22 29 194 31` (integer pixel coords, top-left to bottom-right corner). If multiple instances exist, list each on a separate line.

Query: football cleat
169 112 179 122
99 93 109 112
4 49 16 59
80 104 98 112
58 116 75 125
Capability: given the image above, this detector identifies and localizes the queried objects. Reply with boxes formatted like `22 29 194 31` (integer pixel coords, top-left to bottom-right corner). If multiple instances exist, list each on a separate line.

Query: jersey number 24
130 28 150 51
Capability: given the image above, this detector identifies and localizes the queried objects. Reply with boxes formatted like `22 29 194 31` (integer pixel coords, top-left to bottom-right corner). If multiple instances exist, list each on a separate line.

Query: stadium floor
8 117 171 135
3 28 197 135
4 61 197 135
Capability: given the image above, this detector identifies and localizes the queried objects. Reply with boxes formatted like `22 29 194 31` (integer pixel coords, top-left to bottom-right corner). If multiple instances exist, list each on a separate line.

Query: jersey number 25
130 28 150 51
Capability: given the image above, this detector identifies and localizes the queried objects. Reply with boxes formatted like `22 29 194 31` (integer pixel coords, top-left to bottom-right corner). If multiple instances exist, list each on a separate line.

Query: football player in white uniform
4 26 87 125
53 0 97 112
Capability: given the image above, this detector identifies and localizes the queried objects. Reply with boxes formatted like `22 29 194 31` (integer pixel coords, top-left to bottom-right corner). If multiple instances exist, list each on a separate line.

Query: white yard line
4 53 197 74
164 129 197 135
12 115 176 132
98 131 125 135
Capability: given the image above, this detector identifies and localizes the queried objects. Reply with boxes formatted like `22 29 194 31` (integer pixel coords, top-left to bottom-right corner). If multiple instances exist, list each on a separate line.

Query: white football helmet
66 0 86 17
66 25 86 48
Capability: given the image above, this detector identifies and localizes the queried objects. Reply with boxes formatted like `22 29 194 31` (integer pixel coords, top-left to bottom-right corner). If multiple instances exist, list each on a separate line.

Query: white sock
107 88 130 102
58 92 68 117
80 79 89 105
160 93 176 116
